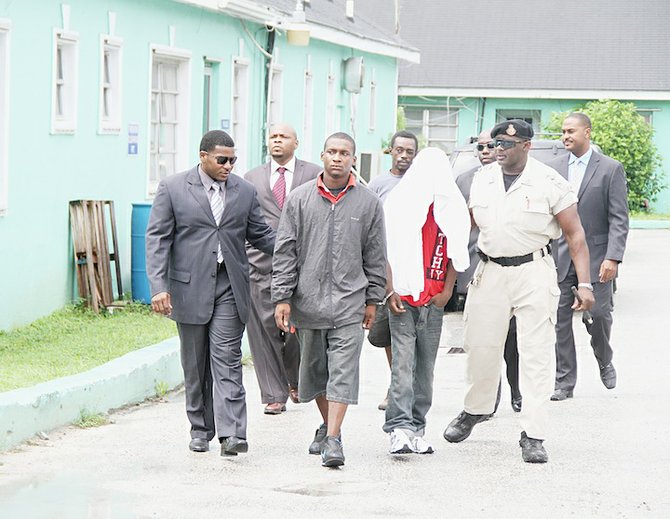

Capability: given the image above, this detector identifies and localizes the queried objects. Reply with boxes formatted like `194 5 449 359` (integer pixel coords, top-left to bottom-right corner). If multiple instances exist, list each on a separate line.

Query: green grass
0 302 177 392
74 409 110 428
630 211 670 220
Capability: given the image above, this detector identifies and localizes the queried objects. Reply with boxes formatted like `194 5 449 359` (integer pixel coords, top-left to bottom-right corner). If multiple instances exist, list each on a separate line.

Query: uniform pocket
169 269 190 283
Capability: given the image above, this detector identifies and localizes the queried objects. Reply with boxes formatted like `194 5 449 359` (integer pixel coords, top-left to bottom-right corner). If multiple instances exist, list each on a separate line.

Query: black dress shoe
189 438 209 452
220 436 248 456
599 362 617 389
550 388 574 401
511 396 522 413
321 435 345 467
519 431 548 463
443 411 487 443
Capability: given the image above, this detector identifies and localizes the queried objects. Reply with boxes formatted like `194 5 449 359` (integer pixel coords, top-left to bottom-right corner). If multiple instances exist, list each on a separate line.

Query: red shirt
317 173 356 204
401 204 449 307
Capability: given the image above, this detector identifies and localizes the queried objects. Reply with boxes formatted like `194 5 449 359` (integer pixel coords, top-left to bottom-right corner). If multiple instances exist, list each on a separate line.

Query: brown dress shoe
264 402 287 415
288 386 300 404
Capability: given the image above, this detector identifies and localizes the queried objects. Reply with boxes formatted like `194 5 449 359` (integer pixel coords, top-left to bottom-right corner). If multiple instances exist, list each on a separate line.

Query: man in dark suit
548 113 629 400
145 130 275 456
244 123 321 415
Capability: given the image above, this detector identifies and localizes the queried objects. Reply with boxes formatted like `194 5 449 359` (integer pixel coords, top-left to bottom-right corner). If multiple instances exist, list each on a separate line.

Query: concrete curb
0 336 183 451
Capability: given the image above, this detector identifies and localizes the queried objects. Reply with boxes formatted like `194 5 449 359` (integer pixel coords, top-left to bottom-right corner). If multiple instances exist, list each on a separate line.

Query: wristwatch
577 282 594 291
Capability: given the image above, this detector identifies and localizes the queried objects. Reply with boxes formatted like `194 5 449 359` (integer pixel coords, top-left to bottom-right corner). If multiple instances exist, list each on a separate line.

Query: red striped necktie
273 166 286 209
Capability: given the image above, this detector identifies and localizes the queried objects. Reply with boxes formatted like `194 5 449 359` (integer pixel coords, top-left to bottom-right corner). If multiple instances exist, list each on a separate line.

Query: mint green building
0 0 418 330
396 0 670 213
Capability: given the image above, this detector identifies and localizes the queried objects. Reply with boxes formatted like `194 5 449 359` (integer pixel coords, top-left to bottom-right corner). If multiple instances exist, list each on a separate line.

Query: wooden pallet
69 200 123 312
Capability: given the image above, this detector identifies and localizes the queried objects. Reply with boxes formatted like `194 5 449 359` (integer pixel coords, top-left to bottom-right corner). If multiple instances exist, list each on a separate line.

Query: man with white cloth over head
382 147 470 454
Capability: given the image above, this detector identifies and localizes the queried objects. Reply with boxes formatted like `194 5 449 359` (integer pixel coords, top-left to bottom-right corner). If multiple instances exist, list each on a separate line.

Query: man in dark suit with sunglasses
146 130 275 457
455 129 522 414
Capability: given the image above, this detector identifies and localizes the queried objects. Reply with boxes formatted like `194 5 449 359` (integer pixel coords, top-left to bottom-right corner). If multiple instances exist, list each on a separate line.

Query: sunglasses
215 155 237 165
476 142 496 151
205 152 238 165
494 139 527 150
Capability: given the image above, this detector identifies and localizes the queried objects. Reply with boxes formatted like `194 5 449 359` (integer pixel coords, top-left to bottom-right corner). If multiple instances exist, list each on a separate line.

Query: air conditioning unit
343 57 364 93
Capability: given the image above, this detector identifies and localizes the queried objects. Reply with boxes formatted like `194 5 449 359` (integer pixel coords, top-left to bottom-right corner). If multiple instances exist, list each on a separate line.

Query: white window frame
0 20 11 215
268 64 283 127
302 61 314 161
404 107 460 154
231 57 249 174
369 68 377 132
636 108 658 127
98 35 123 134
147 45 191 197
51 28 79 134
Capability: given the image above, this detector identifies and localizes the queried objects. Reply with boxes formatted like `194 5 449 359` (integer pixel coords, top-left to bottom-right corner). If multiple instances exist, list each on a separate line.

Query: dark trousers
555 264 614 391
177 265 247 441
247 273 300 404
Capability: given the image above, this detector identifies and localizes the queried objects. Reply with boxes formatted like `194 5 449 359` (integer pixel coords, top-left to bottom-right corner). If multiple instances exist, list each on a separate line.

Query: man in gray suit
146 130 275 456
244 123 320 415
548 113 629 400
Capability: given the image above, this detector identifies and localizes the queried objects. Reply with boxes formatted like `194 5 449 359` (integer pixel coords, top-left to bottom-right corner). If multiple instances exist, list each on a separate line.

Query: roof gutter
174 0 420 63
399 86 670 102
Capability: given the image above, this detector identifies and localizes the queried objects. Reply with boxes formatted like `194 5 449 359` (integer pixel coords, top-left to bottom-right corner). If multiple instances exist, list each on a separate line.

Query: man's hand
151 292 172 316
362 304 377 329
388 293 406 315
599 259 618 283
429 287 453 308
572 287 595 312
275 303 291 332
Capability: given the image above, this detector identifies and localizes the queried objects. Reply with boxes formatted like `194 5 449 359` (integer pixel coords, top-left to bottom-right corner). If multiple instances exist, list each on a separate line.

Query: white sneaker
412 436 434 454
389 429 414 454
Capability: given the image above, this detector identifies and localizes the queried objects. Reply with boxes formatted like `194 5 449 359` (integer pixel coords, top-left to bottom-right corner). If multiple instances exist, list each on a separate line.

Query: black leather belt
477 244 552 267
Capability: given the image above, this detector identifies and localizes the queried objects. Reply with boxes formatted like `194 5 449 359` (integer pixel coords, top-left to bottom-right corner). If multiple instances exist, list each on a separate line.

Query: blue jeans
383 303 444 436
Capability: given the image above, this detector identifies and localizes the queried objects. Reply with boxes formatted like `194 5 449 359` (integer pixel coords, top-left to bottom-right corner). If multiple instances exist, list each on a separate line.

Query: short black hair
200 130 235 152
566 112 592 129
324 132 356 154
390 130 418 150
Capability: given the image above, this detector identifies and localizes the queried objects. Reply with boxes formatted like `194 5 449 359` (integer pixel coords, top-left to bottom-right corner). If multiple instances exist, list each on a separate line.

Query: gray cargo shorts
296 323 365 405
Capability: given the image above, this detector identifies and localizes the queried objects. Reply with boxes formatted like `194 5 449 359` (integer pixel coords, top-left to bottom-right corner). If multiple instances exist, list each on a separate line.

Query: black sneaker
443 410 487 443
321 435 345 467
308 423 327 455
519 431 548 463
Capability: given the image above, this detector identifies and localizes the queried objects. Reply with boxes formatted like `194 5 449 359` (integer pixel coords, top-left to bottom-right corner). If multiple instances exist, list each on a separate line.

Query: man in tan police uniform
443 119 595 463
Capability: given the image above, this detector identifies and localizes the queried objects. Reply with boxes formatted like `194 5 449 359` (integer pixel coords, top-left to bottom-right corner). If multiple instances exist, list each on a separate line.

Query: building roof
397 0 670 95
177 0 419 62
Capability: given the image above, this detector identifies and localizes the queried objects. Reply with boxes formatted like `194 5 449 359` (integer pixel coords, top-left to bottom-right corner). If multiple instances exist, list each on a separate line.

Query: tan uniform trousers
463 254 560 440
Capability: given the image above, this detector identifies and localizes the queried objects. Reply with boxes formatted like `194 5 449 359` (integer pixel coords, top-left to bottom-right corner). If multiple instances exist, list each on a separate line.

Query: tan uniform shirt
470 156 577 258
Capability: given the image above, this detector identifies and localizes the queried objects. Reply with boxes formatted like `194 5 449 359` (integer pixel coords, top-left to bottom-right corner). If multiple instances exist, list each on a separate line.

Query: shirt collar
271 156 296 174
198 165 218 190
316 172 356 203
569 146 593 166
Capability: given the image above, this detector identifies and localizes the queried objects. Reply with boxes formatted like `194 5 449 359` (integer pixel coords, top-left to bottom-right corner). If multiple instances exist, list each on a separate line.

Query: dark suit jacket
547 150 629 282
244 159 321 280
145 166 275 325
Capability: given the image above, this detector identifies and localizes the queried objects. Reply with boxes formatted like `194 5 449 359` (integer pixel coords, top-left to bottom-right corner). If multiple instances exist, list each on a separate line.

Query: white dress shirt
568 146 593 193
270 157 296 195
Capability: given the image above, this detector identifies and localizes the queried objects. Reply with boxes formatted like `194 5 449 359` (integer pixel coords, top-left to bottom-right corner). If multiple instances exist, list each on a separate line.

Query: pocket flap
169 269 191 283
593 233 608 245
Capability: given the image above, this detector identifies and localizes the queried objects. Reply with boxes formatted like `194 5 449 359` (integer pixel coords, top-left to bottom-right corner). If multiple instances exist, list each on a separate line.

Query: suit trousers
247 273 300 404
177 265 247 441
555 263 614 391
463 256 559 440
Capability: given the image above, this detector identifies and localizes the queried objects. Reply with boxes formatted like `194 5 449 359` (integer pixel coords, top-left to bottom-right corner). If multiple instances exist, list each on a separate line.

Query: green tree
546 99 665 210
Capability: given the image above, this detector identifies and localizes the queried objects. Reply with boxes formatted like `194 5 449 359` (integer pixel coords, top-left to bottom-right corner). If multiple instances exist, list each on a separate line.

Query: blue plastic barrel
131 203 153 304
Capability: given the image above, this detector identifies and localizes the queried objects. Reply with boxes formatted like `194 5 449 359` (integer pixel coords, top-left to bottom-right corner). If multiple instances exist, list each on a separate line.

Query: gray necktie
210 183 224 263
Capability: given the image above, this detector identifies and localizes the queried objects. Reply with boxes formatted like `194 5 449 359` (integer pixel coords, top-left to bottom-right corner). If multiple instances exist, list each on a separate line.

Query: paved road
1 229 669 518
